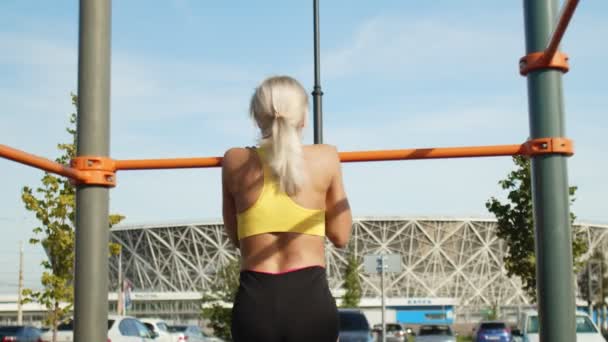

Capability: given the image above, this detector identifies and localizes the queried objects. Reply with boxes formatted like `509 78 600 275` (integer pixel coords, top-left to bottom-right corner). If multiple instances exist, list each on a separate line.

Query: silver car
414 325 456 342
168 325 224 342
139 318 173 342
372 323 407 342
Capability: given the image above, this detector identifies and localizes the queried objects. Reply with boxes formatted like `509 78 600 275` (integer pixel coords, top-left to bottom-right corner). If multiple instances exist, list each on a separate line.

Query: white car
139 318 174 342
512 310 605 342
168 325 224 342
39 315 156 342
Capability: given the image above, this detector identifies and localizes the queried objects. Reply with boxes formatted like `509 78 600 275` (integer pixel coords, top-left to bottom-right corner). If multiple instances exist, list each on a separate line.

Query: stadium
104 217 608 327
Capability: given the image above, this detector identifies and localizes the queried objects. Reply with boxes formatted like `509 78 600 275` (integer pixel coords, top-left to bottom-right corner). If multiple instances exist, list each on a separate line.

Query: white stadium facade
105 217 608 326
2 217 607 326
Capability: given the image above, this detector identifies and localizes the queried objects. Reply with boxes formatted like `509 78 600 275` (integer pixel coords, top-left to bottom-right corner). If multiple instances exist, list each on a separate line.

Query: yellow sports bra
236 147 326 240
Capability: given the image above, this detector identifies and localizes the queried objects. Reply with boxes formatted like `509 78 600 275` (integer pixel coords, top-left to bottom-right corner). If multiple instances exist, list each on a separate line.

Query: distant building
1 218 606 326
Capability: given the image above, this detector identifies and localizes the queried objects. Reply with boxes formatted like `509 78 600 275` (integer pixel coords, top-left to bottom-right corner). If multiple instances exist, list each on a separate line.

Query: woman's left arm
222 151 239 248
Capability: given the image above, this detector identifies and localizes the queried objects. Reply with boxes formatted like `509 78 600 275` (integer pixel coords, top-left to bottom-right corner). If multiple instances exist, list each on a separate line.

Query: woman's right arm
325 146 352 248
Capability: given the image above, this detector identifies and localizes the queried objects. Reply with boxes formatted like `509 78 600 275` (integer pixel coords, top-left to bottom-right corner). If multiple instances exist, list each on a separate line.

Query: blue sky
1 1 607 293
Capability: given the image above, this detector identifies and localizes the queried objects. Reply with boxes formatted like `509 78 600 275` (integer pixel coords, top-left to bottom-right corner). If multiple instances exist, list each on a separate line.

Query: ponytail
263 116 305 195
250 76 308 195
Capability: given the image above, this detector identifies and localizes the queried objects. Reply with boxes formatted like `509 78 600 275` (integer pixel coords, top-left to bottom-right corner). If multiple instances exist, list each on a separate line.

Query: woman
222 75 353 342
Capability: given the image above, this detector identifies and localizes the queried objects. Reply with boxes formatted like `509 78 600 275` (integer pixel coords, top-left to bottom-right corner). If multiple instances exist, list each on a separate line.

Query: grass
457 337 473 342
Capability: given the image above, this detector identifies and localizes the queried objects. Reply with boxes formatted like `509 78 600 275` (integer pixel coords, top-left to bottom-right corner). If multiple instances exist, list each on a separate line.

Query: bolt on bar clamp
523 137 574 157
70 156 117 187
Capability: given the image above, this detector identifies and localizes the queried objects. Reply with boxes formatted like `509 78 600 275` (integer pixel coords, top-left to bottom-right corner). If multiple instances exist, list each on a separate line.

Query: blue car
338 309 374 342
472 321 512 342
0 326 42 342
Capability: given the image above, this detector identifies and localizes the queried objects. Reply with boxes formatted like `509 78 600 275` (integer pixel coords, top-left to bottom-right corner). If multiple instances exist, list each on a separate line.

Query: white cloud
321 15 522 81
0 29 265 286
0 32 76 69
324 104 529 152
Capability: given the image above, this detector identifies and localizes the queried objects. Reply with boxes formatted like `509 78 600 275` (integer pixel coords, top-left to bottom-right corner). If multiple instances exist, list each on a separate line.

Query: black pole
312 0 323 144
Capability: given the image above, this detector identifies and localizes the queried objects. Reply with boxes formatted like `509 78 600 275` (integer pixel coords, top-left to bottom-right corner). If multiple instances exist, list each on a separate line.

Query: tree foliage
485 300 500 321
486 155 587 301
341 253 362 308
21 94 124 341
201 258 240 341
578 249 608 305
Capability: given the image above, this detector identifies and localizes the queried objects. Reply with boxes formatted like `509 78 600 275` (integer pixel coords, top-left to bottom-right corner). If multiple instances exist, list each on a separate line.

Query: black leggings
231 266 339 342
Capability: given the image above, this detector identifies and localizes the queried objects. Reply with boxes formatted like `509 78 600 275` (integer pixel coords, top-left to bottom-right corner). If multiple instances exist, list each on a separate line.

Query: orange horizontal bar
114 156 223 170
339 144 524 163
0 144 83 180
112 144 526 170
2 139 571 179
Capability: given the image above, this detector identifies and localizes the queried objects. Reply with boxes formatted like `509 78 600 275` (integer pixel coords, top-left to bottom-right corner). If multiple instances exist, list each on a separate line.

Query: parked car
472 321 512 342
512 310 605 342
338 309 374 342
414 325 456 342
403 326 416 336
139 318 173 342
372 323 407 342
0 326 42 342
167 325 223 342
39 315 156 342
201 333 224 342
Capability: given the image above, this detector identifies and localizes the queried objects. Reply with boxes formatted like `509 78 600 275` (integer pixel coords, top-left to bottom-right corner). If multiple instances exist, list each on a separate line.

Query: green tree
201 258 240 341
341 253 362 308
21 94 124 342
485 300 500 321
486 155 587 301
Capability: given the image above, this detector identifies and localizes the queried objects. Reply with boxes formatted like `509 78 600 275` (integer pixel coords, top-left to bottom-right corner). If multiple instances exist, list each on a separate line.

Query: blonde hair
250 76 308 195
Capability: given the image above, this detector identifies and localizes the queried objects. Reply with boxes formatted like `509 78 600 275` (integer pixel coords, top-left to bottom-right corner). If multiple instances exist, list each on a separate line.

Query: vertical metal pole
600 302 608 331
601 262 606 330
17 241 23 325
118 250 123 315
588 262 594 316
523 0 575 341
379 256 386 342
312 0 323 144
74 1 111 342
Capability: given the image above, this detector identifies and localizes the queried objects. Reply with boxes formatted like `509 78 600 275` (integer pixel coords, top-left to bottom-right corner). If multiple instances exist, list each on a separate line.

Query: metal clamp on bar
70 156 117 187
519 51 569 76
523 137 574 156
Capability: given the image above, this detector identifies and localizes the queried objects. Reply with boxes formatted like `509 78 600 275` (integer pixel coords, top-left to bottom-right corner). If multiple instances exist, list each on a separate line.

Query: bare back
221 144 352 272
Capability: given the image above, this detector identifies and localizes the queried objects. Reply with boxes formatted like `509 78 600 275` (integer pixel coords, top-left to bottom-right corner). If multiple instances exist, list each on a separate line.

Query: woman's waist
241 257 326 271
241 264 326 275
237 265 330 292
239 248 326 273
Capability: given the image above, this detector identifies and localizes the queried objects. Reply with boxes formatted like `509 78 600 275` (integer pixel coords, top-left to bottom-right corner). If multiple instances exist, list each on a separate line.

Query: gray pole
523 0 575 341
604 305 607 332
312 0 323 144
379 256 386 342
588 262 594 317
118 249 123 315
601 262 605 329
74 1 111 342
17 241 23 325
